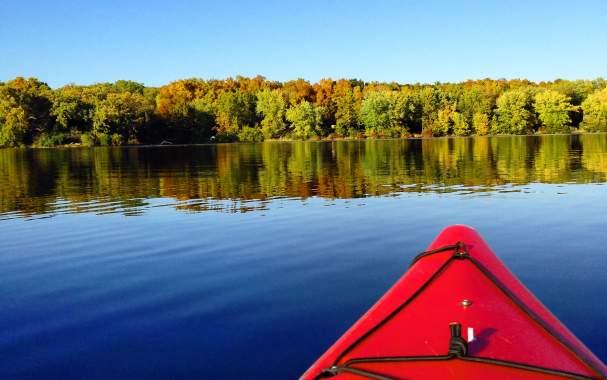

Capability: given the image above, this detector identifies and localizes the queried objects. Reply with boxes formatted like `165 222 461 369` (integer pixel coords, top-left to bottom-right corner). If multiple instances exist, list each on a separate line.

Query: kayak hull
302 225 607 379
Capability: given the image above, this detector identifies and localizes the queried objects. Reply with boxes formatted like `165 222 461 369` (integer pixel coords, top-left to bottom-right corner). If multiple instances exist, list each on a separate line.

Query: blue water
1 136 606 378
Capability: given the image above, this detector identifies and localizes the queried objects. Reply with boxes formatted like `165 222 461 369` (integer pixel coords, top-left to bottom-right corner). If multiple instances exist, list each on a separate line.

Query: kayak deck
302 225 607 379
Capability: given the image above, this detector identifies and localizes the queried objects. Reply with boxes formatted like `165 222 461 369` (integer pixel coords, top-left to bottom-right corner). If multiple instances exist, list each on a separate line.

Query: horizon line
2 75 607 90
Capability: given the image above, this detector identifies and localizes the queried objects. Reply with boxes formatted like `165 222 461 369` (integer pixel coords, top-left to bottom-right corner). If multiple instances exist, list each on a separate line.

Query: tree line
0 76 606 147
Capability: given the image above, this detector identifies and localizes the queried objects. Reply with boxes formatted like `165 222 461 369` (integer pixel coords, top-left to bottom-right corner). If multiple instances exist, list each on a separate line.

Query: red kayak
302 225 607 379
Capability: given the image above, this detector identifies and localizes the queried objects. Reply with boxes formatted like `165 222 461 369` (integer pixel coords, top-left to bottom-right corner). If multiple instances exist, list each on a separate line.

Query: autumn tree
314 78 337 132
472 112 490 135
452 111 471 136
282 79 315 105
2 75 606 147
432 105 454 136
155 79 207 120
419 87 450 135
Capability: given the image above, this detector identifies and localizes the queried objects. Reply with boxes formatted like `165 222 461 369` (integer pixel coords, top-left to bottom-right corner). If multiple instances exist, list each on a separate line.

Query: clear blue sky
1 0 606 88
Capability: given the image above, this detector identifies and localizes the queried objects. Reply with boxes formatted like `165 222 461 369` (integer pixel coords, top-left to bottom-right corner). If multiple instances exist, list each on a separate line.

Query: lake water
1 134 606 379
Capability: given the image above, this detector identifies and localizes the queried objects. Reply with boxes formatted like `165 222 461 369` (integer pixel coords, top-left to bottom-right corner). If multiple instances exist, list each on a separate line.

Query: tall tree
92 92 153 143
155 79 207 120
392 91 421 134
457 87 494 125
492 89 534 134
0 88 28 147
215 91 257 139
285 101 322 139
51 85 94 132
472 112 490 135
580 88 607 132
282 79 315 105
419 87 450 134
334 85 360 137
534 90 572 133
432 104 454 136
256 89 287 139
452 111 471 136
359 92 393 137
188 98 216 141
0 77 53 145
113 80 145 95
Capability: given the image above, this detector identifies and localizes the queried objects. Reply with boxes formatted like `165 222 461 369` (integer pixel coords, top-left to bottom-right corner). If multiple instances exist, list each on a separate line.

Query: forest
0 76 606 147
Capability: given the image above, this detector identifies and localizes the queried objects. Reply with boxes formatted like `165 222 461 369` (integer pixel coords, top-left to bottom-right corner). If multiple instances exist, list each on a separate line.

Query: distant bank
1 76 606 148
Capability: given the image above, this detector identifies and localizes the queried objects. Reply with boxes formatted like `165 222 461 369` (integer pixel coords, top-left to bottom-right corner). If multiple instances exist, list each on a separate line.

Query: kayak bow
302 225 607 380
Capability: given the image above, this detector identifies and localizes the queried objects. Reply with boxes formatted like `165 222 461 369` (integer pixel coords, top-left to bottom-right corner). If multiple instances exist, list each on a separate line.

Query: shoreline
2 77 606 149
10 130 605 150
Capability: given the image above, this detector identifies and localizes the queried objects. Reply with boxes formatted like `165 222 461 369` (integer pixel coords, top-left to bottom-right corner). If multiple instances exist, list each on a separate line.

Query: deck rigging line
316 242 605 380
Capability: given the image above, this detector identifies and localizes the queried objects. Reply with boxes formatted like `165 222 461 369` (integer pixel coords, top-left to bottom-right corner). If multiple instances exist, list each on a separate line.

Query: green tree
580 88 607 132
51 85 94 132
457 87 493 125
359 91 411 137
92 92 153 142
113 80 145 94
188 98 216 141
0 77 53 145
4 75 607 148
360 93 392 136
215 91 257 139
391 91 420 134
0 90 28 147
548 79 597 106
492 89 533 134
359 92 392 137
419 87 450 134
256 89 287 139
432 105 454 136
534 90 572 133
472 112 490 136
334 87 360 137
237 126 264 142
452 111 470 136
285 101 322 139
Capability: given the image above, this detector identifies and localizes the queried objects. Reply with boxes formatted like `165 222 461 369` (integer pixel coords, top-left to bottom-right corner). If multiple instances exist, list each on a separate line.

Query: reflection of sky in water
1 182 602 221
2 182 607 377
1 144 606 378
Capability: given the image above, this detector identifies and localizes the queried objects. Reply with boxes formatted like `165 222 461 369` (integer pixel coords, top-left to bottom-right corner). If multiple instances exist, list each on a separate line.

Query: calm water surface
1 134 607 379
